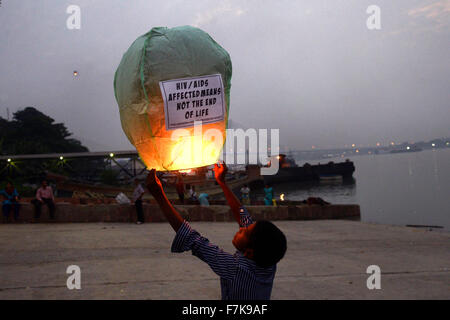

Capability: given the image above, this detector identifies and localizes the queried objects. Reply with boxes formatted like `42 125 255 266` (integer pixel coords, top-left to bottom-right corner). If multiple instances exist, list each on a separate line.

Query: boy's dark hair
248 220 287 268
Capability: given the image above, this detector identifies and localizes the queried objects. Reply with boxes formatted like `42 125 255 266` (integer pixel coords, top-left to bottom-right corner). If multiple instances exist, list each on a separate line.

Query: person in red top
33 180 55 220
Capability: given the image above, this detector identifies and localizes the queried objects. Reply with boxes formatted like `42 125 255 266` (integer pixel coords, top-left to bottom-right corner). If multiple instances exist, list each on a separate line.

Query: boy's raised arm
146 169 184 232
214 163 242 225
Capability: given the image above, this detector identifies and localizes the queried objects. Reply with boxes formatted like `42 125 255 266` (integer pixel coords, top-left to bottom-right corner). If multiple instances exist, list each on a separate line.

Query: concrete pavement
0 220 448 299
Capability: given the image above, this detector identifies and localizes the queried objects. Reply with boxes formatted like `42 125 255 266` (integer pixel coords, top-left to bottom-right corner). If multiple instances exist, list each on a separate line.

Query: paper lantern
114 26 232 171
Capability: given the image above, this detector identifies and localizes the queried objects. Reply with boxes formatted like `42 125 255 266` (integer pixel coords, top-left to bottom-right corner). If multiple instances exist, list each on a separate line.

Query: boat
319 174 343 182
262 154 355 185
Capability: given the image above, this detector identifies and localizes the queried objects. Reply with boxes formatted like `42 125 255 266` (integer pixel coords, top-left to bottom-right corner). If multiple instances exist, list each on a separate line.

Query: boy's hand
146 169 164 196
214 162 228 184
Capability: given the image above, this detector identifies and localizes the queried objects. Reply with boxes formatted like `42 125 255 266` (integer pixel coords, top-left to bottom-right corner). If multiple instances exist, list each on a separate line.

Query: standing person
175 174 185 204
240 184 251 206
33 180 56 220
263 184 274 206
1 182 20 222
198 193 210 206
133 178 145 224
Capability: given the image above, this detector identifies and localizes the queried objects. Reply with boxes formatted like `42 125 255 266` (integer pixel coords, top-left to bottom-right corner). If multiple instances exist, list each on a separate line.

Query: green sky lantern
114 26 232 171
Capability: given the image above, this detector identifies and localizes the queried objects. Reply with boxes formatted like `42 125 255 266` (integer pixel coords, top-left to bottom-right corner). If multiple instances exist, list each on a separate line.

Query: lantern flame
166 124 224 171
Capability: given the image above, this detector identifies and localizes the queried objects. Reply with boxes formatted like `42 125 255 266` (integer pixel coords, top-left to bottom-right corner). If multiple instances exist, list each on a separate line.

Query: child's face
232 223 256 252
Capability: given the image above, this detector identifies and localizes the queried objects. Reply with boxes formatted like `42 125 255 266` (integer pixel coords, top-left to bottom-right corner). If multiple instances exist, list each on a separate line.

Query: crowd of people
113 173 276 225
1 174 277 223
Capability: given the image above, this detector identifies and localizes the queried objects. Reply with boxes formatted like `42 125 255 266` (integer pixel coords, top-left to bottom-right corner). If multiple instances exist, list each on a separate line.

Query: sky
0 0 449 151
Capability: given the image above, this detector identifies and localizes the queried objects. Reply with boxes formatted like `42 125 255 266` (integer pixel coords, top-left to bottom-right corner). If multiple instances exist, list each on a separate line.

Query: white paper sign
159 74 225 130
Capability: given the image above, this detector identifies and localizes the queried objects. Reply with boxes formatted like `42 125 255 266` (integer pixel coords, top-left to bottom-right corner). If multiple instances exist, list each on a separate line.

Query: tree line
0 106 88 155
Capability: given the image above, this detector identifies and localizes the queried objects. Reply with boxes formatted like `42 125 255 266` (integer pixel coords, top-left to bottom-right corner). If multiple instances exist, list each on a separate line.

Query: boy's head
232 220 287 268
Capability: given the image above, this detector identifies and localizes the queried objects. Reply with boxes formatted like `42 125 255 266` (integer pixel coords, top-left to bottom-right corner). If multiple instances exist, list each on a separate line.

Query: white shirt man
133 183 145 202
133 181 145 224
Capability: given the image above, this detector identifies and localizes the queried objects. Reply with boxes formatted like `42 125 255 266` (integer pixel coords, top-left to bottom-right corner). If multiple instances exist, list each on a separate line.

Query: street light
59 156 64 160
109 153 114 158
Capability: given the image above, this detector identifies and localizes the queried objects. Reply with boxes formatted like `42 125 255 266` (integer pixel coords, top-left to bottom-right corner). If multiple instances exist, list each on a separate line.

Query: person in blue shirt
263 184 274 206
1 182 20 222
146 163 287 300
198 193 210 206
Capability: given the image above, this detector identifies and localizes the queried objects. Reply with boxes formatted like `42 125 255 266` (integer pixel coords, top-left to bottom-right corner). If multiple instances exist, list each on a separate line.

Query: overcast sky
0 0 449 151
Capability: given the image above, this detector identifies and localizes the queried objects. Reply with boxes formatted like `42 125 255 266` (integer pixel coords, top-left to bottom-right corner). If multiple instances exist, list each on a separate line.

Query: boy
146 163 287 300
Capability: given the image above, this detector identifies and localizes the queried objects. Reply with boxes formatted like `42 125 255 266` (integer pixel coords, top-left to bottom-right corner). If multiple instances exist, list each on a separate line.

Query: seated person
32 179 56 220
145 163 287 300
1 182 20 222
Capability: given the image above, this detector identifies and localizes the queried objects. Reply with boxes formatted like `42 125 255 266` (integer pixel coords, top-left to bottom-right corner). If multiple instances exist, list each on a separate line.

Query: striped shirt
171 207 276 300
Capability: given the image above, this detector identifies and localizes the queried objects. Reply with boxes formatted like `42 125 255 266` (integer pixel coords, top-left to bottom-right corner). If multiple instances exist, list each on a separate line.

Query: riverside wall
1 202 360 223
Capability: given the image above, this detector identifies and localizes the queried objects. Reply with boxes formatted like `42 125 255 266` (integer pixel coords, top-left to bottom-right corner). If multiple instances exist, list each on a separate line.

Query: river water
255 148 450 231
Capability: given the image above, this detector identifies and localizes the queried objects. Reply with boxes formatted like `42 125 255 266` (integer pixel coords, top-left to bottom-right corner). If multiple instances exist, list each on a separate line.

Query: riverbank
0 220 448 299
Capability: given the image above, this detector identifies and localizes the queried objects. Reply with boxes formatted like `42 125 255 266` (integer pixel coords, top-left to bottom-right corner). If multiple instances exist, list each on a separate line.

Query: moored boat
262 154 355 185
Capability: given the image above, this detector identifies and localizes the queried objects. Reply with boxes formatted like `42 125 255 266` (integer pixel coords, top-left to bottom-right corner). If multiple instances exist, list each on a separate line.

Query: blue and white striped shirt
171 207 276 300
